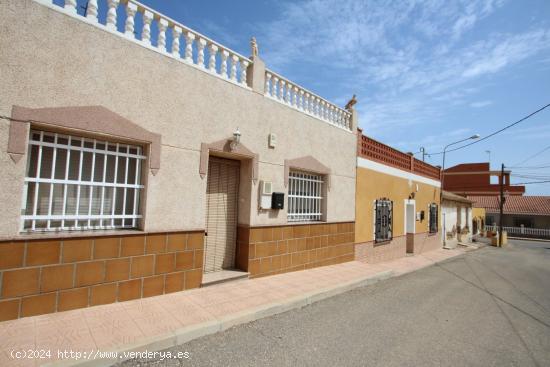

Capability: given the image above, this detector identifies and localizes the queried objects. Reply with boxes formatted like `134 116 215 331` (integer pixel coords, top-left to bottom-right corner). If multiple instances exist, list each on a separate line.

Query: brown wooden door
204 157 240 273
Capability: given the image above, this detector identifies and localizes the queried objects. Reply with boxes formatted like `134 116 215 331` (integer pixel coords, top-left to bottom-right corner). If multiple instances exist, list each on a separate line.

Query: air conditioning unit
260 181 273 196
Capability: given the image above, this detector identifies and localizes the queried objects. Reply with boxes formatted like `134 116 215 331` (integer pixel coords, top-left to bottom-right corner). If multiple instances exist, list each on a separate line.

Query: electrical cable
511 180 550 185
509 144 550 168
426 102 550 156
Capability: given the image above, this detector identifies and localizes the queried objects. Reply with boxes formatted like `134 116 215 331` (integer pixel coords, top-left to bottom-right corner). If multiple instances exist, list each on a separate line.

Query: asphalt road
120 239 550 367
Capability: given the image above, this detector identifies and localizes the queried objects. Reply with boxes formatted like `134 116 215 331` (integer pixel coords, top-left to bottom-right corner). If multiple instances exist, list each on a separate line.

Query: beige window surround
284 156 331 189
199 139 258 182
7 105 161 175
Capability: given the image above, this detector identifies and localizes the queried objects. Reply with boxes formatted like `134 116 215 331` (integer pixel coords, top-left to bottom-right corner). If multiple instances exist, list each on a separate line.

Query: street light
441 134 480 248
441 134 480 180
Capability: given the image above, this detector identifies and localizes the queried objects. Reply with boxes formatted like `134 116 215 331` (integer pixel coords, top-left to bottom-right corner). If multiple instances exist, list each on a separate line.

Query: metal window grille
429 203 438 233
374 199 393 242
287 171 323 222
21 130 145 232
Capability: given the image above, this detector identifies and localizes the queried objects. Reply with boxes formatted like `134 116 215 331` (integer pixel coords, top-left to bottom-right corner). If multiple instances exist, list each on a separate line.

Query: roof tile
468 195 550 215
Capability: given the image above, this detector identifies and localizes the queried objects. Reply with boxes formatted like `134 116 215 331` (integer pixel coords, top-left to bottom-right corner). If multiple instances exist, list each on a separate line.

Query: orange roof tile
468 195 550 215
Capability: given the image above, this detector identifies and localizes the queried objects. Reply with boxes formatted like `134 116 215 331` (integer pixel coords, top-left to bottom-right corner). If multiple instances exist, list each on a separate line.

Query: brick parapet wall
238 222 355 278
0 231 204 321
357 133 440 180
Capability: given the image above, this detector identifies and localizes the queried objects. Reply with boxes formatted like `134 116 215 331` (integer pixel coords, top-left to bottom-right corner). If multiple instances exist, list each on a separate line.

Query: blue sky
122 1 550 194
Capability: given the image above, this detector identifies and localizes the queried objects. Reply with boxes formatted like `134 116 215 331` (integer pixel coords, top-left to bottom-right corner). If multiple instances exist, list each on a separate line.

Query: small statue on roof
345 94 357 110
251 37 259 57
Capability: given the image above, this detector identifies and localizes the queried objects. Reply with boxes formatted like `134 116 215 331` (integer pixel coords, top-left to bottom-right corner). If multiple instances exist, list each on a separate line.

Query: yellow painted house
355 131 442 263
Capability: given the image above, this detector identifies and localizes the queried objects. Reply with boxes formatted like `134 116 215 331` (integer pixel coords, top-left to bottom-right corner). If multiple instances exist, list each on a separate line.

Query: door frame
204 156 241 273
404 199 416 234
200 136 259 274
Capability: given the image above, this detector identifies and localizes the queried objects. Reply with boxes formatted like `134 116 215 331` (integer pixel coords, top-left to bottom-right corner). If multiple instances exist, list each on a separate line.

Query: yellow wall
472 207 486 219
355 166 441 243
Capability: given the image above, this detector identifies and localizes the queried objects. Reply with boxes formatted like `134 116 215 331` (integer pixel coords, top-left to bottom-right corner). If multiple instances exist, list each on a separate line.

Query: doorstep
0 247 467 367
201 269 249 287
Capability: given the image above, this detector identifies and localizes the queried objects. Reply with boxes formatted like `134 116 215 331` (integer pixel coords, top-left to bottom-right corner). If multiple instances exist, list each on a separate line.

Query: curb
45 270 394 367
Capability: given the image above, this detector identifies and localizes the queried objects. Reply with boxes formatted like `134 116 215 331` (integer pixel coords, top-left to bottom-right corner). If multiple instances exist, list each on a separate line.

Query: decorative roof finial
250 36 259 57
345 94 357 110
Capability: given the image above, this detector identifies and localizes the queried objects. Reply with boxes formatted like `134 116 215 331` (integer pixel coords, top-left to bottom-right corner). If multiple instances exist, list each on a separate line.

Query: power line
509 144 550 168
427 102 550 156
511 164 550 169
511 180 550 185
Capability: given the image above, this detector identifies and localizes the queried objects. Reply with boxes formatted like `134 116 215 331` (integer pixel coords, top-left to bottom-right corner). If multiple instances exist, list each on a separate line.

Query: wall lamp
230 127 241 151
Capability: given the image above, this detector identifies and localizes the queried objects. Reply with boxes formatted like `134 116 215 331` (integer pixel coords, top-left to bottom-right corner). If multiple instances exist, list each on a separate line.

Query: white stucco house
441 191 473 248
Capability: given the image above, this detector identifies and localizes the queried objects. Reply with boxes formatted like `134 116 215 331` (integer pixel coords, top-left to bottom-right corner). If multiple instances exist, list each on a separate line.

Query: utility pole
420 147 426 162
498 163 505 247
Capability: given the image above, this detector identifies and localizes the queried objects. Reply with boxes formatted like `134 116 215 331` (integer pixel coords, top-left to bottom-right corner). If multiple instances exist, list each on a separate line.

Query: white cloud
470 100 493 108
462 30 550 78
254 0 550 144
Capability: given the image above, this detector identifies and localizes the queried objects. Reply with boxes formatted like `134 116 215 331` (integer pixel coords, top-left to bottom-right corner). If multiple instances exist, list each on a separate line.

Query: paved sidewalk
0 248 467 367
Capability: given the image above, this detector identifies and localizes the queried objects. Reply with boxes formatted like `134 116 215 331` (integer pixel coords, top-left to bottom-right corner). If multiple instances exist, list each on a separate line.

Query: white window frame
287 170 324 222
21 130 145 232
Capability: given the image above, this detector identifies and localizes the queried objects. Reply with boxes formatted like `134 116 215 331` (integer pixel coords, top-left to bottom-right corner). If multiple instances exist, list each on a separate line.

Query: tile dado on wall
237 222 355 278
355 232 440 264
0 231 204 321
355 236 407 264
411 232 441 254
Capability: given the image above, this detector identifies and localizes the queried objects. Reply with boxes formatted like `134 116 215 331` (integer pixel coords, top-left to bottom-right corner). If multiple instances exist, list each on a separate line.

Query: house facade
443 162 525 196
355 131 441 263
441 191 473 248
470 196 550 238
0 0 357 320
443 162 550 239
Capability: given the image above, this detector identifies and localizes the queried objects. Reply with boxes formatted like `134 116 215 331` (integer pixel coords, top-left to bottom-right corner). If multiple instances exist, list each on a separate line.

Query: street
121 240 550 367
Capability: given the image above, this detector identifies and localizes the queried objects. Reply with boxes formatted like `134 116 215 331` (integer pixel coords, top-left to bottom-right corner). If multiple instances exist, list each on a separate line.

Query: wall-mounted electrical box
259 181 273 209
268 133 277 148
260 180 273 196
271 192 284 210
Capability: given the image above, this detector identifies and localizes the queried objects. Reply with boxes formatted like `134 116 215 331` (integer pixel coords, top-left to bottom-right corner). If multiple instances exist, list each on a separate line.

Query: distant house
469 196 550 229
441 191 473 248
443 162 525 196
443 163 550 238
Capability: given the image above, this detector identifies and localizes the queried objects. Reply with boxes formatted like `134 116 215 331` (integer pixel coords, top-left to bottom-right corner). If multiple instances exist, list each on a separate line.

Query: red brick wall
237 222 355 278
0 231 204 321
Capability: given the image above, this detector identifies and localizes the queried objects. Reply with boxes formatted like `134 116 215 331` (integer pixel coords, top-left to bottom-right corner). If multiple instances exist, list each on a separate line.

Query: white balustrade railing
484 225 550 238
264 70 352 131
34 0 355 132
41 0 251 86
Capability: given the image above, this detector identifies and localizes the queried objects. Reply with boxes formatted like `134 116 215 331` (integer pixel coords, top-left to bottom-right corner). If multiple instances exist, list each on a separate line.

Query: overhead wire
425 102 550 156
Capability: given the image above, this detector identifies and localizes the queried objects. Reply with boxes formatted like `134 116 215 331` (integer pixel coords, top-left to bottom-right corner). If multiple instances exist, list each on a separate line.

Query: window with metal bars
429 203 438 233
287 171 323 222
21 130 145 232
374 199 393 243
